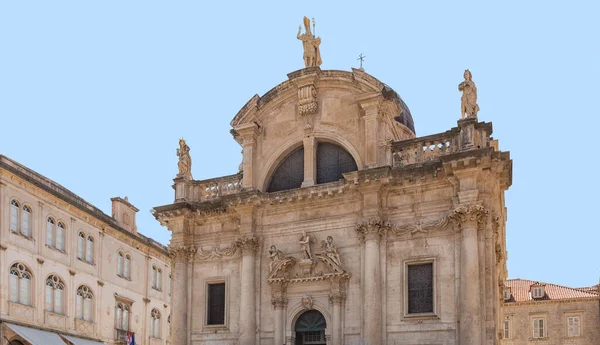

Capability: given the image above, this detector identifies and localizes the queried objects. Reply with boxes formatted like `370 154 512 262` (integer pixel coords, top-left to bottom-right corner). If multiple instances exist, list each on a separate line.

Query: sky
1 1 598 288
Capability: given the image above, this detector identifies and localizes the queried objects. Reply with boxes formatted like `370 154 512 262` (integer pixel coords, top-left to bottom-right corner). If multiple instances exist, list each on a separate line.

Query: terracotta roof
504 279 599 303
575 284 599 295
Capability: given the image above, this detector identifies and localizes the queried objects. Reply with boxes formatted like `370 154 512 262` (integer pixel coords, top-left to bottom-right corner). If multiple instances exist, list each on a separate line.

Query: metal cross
357 53 366 69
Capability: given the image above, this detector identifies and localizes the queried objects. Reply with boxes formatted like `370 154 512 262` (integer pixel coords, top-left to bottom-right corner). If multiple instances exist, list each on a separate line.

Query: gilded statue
315 236 344 273
176 138 192 179
297 16 322 68
268 245 296 279
458 69 480 119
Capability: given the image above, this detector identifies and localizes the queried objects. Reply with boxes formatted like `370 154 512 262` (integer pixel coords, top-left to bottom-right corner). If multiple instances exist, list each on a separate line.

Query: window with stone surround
45 274 65 314
567 316 581 337
533 317 546 338
503 319 510 339
76 285 94 321
152 265 162 291
117 251 132 279
77 232 95 264
206 282 226 326
9 199 32 237
405 261 434 315
46 217 66 252
116 302 131 331
150 308 161 338
9 262 32 305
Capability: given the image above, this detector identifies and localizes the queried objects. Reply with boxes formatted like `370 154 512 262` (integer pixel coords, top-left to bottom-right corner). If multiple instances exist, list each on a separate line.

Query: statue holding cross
297 16 322 68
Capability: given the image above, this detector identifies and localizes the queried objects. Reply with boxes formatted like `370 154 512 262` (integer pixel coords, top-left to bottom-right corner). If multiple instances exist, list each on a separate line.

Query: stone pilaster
451 204 488 345
356 218 390 345
301 136 316 187
361 101 381 168
235 235 260 345
235 123 261 189
272 295 287 345
168 245 196 345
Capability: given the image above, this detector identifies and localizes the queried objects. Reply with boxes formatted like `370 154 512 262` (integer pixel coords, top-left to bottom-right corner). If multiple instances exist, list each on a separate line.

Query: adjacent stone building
501 279 600 344
153 64 513 345
0 155 172 345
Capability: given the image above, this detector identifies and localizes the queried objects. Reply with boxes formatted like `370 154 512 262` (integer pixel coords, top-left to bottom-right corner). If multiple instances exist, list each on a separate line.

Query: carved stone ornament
271 296 288 308
197 244 238 260
298 85 318 115
168 245 197 261
235 234 260 253
450 204 489 229
268 245 297 279
329 292 346 305
355 218 393 241
394 214 450 236
301 294 313 310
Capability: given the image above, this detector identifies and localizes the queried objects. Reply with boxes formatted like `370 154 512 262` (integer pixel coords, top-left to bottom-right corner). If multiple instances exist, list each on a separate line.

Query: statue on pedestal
458 69 480 119
176 138 192 179
297 16 322 68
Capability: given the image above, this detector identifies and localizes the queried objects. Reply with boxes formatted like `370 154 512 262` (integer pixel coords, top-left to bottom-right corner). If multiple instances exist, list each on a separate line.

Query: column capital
355 218 392 241
450 203 488 230
235 234 260 254
168 245 197 262
271 296 288 308
329 292 346 305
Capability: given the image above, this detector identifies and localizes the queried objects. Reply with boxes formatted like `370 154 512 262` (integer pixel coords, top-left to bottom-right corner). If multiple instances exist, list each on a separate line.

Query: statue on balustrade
176 138 192 179
297 16 322 68
458 69 480 119
268 245 296 279
315 236 344 273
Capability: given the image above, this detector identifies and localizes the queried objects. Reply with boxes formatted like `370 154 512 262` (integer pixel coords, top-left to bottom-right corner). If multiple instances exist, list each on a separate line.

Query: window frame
45 217 67 253
117 251 132 280
204 278 228 328
403 258 437 318
115 301 132 331
532 317 546 339
531 286 544 299
566 314 582 338
76 285 94 322
150 308 161 339
503 319 510 339
9 262 33 306
45 274 65 315
9 199 33 238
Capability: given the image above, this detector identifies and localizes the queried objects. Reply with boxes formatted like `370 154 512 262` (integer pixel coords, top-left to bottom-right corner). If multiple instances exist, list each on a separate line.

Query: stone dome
382 85 415 135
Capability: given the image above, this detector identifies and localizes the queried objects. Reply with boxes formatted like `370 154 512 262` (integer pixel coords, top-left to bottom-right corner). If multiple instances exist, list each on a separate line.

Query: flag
126 332 135 345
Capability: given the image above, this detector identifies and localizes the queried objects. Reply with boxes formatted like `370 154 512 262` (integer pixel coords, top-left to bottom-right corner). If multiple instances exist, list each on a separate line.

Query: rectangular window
407 262 434 314
533 317 545 338
567 316 581 337
504 320 510 339
207 282 226 325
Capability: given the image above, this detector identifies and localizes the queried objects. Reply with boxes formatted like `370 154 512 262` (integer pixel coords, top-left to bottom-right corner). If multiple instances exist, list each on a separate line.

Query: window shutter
20 278 30 305
55 288 63 314
22 210 30 237
46 221 54 246
56 225 65 251
9 273 18 302
407 263 434 314
117 254 123 276
76 293 83 319
123 308 130 331
45 284 53 311
84 297 92 321
78 235 85 259
124 257 130 279
86 238 94 263
116 306 122 329
504 320 509 339
10 203 18 232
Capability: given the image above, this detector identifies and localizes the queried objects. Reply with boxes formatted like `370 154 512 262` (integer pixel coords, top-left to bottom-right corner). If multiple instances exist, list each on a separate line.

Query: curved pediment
230 67 416 191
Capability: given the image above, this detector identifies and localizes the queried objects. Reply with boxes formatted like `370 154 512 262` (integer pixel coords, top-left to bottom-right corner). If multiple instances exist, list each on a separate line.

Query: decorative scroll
298 85 318 115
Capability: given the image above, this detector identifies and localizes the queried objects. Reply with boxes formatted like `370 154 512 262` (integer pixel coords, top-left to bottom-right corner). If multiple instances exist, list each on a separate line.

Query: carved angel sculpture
268 245 296 279
298 230 316 260
315 236 344 273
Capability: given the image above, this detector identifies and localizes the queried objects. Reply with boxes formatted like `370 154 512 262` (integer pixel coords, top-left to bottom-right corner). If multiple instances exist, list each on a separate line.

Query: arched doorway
294 310 326 345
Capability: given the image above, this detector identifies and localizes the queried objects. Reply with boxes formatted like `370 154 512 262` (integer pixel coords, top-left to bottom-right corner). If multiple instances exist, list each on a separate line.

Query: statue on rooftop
176 138 192 179
458 69 480 119
297 16 322 68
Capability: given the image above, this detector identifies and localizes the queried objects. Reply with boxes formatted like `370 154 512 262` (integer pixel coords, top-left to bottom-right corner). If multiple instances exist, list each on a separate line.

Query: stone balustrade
190 173 243 201
391 120 493 167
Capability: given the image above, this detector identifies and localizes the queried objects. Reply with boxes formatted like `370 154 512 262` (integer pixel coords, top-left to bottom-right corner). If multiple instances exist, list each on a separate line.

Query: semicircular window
316 143 358 184
267 147 304 193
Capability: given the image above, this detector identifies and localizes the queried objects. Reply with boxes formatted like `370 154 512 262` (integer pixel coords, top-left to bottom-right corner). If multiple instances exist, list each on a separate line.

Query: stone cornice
503 296 599 307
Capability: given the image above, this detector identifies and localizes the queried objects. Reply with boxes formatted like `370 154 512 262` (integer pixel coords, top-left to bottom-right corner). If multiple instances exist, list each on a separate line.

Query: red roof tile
575 284 599 295
504 279 598 302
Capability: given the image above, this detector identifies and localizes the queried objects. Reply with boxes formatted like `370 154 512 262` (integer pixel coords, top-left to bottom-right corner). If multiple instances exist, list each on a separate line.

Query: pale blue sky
1 1 598 287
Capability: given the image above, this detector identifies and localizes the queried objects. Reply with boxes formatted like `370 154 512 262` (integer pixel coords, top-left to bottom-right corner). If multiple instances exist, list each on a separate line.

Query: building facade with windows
0 155 171 345
153 66 513 345
501 279 600 345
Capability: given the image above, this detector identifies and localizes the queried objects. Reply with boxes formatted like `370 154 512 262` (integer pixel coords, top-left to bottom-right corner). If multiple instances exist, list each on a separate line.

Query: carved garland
393 214 450 236
196 244 238 260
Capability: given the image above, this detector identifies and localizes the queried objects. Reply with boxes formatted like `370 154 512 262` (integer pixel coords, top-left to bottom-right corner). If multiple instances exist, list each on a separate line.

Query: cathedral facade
153 64 512 345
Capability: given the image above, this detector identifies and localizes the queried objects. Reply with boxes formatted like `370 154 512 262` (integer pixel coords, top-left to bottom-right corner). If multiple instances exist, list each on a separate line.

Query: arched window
167 314 171 338
124 254 131 279
76 285 94 321
116 302 131 331
22 205 31 237
267 147 304 192
78 232 86 259
152 266 162 290
117 252 131 279
56 222 66 251
117 251 124 276
150 309 161 338
79 233 95 263
10 199 20 233
295 310 327 344
46 217 55 247
45 274 65 314
152 265 157 288
168 273 172 296
316 142 358 184
9 262 32 305
46 218 66 251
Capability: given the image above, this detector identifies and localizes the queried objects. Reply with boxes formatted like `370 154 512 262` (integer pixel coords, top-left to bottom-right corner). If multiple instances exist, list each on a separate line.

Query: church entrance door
294 310 327 345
